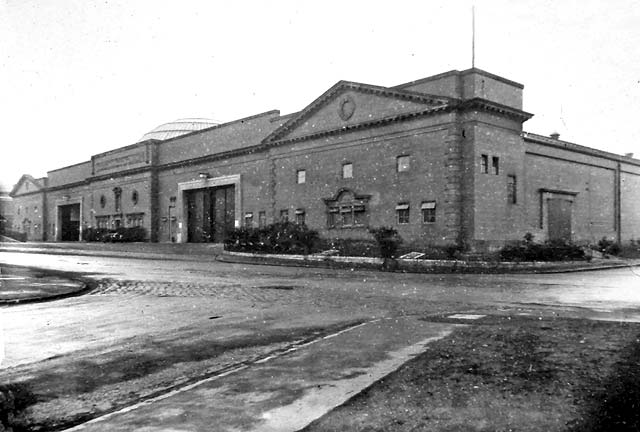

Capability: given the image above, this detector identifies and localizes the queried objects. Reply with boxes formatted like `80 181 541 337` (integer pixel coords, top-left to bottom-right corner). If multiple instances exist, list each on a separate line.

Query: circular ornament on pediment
338 95 356 121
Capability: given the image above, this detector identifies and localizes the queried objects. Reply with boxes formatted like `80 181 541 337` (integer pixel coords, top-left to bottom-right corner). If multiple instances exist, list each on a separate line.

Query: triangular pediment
263 81 452 144
10 175 43 197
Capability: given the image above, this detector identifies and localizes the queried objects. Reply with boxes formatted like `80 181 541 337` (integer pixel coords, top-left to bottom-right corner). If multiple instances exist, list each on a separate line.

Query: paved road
2 251 640 369
1 250 640 431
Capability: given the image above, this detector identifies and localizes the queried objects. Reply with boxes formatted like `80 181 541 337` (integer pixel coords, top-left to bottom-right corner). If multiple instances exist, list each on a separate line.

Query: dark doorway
186 185 235 243
60 204 80 241
547 198 572 241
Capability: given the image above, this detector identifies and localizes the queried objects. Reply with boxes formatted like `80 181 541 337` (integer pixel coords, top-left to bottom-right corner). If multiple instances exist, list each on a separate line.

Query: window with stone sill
396 203 410 224
280 209 289 222
258 211 267 228
421 201 436 223
295 209 305 225
342 162 353 179
296 169 306 184
396 155 410 172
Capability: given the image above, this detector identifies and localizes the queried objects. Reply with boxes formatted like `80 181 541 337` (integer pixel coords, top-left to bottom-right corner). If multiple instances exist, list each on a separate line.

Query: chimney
550 132 560 140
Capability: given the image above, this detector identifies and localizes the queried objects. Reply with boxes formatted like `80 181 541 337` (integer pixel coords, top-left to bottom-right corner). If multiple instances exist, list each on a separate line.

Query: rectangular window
296 169 306 184
507 175 517 204
328 207 339 228
481 154 489 173
492 156 500 175
342 162 353 179
258 211 266 228
396 155 410 172
340 206 353 226
396 203 410 224
295 209 305 225
244 212 254 226
421 201 436 223
280 209 289 222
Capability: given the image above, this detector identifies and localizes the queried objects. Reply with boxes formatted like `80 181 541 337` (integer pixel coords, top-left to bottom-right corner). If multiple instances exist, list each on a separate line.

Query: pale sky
1 0 639 190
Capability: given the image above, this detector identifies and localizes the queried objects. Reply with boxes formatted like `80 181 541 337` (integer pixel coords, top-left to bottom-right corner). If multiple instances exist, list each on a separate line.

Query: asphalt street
1 250 640 431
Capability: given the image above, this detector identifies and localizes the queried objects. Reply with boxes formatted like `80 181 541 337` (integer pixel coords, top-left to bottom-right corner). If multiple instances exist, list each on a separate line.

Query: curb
219 251 640 274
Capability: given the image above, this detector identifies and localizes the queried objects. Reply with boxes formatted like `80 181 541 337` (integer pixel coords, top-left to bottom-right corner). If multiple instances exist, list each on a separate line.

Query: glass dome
139 118 220 142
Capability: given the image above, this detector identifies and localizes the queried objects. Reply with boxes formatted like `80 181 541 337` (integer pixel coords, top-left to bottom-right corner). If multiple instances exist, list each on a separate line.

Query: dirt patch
302 316 640 432
0 320 363 431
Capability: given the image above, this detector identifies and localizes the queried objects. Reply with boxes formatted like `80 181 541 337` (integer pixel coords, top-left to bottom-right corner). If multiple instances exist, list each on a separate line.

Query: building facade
9 68 640 249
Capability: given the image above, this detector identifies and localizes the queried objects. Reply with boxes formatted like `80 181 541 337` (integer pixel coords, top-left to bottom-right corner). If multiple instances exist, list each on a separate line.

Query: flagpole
472 5 476 68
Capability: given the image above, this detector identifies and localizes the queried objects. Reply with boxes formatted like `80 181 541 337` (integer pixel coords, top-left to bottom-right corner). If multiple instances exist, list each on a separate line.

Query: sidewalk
0 241 222 261
64 316 457 432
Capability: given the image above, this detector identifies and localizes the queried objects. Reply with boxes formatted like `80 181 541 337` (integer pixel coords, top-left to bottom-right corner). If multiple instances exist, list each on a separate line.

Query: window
126 213 144 227
326 189 369 229
34 205 38 213
296 169 306 184
295 209 305 225
342 162 353 179
396 203 410 224
258 211 267 228
328 204 365 228
244 212 254 226
421 201 436 223
396 155 410 172
113 187 122 213
96 216 110 229
492 156 500 175
132 190 139 205
280 209 289 222
481 154 489 173
507 175 517 204
100 195 106 208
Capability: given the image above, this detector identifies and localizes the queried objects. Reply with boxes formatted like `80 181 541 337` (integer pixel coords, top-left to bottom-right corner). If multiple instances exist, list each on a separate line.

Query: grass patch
302 316 640 432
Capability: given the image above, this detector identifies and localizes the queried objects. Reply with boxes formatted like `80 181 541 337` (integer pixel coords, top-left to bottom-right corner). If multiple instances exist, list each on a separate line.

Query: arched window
131 190 139 205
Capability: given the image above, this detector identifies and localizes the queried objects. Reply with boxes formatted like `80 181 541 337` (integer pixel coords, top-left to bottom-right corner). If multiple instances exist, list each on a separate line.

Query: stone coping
222 250 640 274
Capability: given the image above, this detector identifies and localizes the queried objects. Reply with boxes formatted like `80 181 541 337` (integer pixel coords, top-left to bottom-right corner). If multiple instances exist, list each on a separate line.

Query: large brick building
9 68 640 249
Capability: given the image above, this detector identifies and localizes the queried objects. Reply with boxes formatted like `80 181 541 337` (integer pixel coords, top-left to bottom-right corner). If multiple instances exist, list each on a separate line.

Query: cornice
458 98 533 122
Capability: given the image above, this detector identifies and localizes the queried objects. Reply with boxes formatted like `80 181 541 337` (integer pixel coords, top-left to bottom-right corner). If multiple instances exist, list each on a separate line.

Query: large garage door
186 185 234 243
547 198 572 241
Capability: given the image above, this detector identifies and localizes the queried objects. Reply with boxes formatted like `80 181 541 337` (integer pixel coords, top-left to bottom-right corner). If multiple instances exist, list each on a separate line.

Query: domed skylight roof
139 118 220 142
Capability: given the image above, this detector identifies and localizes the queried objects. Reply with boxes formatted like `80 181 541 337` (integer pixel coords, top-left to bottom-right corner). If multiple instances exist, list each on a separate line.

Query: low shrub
500 235 585 262
369 226 403 259
83 227 147 242
82 227 109 242
317 238 379 257
597 237 621 256
224 222 320 255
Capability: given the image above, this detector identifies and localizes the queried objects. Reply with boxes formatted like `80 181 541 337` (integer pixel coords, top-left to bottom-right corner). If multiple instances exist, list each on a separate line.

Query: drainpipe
615 162 621 244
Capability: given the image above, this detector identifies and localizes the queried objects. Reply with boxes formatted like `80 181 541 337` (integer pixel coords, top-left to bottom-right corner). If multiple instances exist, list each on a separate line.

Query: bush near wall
224 222 320 255
500 235 586 262
83 227 147 242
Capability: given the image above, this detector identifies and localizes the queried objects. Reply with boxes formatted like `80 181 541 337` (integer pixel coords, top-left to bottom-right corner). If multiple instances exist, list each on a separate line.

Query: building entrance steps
65 317 457 432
